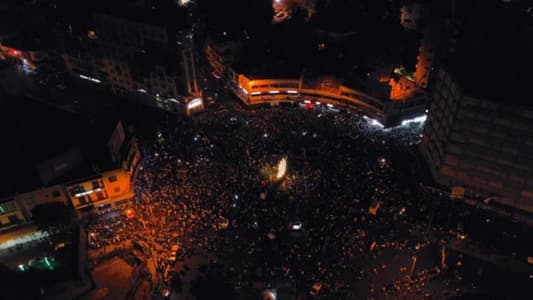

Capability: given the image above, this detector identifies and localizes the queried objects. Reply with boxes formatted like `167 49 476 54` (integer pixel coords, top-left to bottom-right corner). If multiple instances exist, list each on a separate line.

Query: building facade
228 70 427 127
0 120 142 232
420 68 533 212
0 199 26 230
67 168 135 215
0 185 70 231
62 10 201 113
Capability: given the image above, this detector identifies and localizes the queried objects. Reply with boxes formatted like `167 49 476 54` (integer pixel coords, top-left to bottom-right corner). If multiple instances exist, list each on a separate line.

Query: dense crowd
87 104 532 299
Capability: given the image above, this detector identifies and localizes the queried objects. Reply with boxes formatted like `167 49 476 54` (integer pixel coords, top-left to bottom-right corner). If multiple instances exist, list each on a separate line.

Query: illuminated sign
79 74 101 83
74 188 102 198
188 98 203 109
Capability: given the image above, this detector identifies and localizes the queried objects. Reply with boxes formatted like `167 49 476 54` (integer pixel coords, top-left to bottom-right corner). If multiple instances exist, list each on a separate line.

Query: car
310 282 322 297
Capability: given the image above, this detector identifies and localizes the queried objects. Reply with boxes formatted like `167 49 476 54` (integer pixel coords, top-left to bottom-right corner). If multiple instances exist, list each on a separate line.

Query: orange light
125 208 135 218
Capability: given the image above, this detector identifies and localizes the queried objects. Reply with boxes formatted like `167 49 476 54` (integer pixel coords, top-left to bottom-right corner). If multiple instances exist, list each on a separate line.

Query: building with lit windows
206 6 430 127
0 98 142 231
0 199 26 230
61 3 201 113
66 169 135 215
228 69 427 127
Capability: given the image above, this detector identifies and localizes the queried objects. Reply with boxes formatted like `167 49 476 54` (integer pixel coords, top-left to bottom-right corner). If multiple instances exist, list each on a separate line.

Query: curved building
228 70 427 127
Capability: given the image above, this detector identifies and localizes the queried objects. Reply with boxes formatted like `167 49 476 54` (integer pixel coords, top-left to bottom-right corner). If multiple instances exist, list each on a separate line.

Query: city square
85 103 531 299
1 1 533 299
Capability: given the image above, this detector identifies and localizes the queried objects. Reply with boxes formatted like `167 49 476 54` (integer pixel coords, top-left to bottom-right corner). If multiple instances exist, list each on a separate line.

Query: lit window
109 175 118 182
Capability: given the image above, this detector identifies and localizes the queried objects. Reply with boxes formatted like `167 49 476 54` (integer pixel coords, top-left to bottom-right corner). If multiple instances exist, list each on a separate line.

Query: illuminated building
0 99 142 232
61 5 200 113
208 7 429 127
66 169 134 214
413 38 434 89
228 70 426 127
0 199 26 230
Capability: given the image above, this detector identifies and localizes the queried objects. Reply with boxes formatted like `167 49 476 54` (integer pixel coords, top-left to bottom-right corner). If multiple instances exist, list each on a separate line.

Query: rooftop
0 97 119 198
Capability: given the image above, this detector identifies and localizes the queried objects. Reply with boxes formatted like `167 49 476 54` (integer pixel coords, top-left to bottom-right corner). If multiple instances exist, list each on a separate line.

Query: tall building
61 3 200 113
420 69 533 212
419 2 533 212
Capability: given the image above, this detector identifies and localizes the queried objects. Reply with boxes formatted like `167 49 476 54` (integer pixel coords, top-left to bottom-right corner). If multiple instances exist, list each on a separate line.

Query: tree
31 202 73 233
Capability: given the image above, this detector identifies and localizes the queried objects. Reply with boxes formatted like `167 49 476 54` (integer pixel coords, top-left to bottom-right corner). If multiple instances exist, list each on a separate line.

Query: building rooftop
0 97 119 198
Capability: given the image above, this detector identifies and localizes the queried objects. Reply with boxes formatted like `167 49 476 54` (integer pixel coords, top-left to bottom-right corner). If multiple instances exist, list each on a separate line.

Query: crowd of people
86 103 532 299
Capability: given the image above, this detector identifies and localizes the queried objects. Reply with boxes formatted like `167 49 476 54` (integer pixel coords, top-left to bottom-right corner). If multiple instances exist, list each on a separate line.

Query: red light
8 48 20 56
305 103 315 109
211 71 221 79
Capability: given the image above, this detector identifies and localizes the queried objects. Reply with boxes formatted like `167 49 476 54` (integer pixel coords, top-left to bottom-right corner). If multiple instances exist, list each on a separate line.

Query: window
109 175 118 182
114 187 121 193
92 181 102 190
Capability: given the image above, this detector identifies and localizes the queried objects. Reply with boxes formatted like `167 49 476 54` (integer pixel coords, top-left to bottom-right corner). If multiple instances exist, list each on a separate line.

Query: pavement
83 257 134 300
